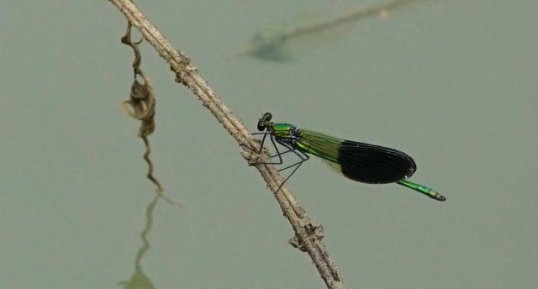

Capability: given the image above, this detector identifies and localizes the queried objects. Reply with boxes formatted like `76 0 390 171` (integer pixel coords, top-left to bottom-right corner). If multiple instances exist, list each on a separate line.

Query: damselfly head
257 112 273 131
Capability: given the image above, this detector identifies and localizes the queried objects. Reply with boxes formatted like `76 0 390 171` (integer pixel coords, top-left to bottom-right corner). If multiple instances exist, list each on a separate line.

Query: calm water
1 1 537 288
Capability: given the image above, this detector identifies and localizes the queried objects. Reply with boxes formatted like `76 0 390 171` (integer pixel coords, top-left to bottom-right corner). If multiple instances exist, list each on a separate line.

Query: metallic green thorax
271 123 295 139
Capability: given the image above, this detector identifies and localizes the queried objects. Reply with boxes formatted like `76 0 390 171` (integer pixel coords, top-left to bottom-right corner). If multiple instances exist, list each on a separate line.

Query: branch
107 1 346 288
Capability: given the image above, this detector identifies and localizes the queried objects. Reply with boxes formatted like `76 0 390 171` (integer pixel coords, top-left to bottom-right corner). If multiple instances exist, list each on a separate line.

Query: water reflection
232 0 424 61
116 195 159 289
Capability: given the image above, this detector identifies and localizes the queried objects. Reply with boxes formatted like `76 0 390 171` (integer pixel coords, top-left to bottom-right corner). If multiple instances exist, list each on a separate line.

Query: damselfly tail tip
426 188 446 202
433 193 446 202
423 188 447 202
434 192 447 202
397 179 447 202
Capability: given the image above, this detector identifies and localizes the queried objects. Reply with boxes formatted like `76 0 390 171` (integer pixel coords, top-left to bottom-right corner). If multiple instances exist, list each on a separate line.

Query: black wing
337 140 417 184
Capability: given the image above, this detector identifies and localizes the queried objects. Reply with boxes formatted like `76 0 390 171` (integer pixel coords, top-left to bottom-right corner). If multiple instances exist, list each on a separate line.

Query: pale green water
1 1 537 288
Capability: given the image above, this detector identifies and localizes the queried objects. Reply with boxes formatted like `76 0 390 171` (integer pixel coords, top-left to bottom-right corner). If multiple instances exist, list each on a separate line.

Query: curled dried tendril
121 21 164 194
123 78 156 138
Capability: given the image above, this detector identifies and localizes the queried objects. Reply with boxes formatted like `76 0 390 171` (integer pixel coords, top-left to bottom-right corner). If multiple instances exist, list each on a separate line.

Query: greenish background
1 1 537 288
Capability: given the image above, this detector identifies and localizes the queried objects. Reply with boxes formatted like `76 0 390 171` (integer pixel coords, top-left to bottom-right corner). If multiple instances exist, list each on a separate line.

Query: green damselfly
253 112 445 201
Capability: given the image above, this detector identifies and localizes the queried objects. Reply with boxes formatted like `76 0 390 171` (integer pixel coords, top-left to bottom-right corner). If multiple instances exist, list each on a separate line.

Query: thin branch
107 1 346 288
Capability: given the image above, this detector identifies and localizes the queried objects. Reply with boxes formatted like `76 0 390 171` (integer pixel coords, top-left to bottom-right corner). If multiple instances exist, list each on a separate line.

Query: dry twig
108 1 346 288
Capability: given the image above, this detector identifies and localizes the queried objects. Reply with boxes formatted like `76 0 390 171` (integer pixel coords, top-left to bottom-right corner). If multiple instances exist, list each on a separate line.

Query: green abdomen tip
397 179 446 202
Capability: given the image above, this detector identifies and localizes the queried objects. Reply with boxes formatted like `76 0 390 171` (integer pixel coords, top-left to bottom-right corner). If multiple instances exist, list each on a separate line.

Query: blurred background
1 1 537 288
